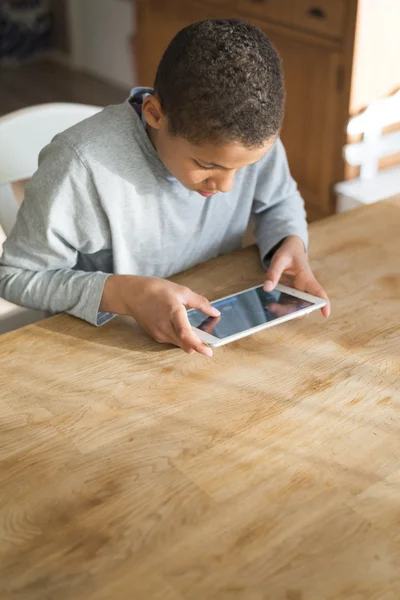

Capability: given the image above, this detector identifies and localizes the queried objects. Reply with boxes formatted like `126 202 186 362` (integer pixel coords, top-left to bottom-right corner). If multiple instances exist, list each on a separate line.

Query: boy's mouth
198 190 216 197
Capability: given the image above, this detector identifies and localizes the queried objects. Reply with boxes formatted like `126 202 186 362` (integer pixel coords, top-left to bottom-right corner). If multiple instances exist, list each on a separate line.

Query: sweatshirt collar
128 87 178 183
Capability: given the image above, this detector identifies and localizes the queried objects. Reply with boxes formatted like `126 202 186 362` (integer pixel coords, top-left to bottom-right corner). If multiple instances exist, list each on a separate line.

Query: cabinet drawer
237 0 294 26
292 0 346 39
202 0 237 7
202 0 236 7
238 0 346 39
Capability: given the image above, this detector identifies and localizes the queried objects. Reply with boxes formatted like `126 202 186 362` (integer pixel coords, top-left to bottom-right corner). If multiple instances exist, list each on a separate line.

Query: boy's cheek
175 169 207 190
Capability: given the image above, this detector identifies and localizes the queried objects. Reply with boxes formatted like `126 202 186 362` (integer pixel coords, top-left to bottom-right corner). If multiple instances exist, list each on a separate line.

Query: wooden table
1 200 399 600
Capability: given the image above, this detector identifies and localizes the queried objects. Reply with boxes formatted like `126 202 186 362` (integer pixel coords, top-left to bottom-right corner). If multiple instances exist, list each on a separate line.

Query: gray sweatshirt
0 98 308 326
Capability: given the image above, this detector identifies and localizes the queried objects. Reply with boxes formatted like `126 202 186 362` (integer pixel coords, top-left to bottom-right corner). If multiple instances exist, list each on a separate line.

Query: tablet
187 283 326 347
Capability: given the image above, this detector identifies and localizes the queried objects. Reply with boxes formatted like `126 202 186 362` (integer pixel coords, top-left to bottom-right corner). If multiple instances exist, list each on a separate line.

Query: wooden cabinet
269 33 342 218
134 0 400 220
238 0 346 39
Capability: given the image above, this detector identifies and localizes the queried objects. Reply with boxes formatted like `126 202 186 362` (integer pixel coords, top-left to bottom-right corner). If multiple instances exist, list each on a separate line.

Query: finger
181 288 220 318
170 305 213 357
166 327 197 354
264 252 291 292
159 321 204 355
302 276 331 318
293 268 311 292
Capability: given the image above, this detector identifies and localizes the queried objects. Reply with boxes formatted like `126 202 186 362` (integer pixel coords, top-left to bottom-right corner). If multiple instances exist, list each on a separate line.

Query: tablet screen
187 286 313 339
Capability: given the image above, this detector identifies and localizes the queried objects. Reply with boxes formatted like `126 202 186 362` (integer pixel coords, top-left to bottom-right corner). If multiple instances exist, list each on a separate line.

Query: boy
0 19 330 357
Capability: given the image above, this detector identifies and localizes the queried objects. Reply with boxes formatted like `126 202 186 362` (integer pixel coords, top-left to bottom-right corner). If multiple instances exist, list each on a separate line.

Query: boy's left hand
264 235 331 318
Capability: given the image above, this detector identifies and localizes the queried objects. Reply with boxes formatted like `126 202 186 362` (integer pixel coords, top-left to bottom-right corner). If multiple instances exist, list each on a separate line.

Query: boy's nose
216 170 236 193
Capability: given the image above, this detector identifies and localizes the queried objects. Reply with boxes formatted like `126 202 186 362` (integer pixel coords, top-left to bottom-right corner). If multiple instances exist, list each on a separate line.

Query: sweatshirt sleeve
0 139 114 326
251 138 308 267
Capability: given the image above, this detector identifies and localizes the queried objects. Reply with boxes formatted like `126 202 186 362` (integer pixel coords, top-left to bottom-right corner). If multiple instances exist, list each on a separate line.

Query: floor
0 60 129 116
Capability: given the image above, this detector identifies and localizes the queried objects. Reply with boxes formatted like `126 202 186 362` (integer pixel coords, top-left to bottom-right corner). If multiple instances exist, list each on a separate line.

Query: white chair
335 89 400 212
0 102 102 334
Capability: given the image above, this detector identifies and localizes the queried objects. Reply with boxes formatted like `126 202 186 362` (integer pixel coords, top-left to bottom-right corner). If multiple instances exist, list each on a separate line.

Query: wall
68 0 136 90
350 0 400 114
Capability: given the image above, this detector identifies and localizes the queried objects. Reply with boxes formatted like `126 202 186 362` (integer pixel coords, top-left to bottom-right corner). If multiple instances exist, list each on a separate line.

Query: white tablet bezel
188 283 326 347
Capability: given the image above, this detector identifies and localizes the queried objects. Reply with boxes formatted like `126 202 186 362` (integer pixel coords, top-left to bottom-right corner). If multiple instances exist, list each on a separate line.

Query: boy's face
142 96 275 196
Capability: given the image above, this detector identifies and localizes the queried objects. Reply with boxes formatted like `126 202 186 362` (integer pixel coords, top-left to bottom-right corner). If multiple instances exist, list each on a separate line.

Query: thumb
264 253 291 292
183 289 221 317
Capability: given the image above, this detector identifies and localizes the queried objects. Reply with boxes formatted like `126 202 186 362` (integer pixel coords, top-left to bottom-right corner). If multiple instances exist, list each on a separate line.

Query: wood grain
0 199 400 599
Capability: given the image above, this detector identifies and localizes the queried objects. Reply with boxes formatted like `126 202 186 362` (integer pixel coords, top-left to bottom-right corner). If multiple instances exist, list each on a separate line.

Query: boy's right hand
100 275 220 357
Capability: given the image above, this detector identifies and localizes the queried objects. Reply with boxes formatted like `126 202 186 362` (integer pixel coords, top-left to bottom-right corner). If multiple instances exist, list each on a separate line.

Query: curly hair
153 19 285 148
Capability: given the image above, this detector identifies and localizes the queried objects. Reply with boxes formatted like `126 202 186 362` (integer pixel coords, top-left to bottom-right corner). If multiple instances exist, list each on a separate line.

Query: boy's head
142 19 285 196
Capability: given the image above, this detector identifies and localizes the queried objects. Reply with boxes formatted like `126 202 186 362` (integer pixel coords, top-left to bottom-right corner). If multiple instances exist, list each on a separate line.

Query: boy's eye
194 160 214 170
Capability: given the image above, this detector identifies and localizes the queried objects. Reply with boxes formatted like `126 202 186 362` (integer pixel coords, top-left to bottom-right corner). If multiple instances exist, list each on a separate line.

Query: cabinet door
262 29 343 218
134 0 230 87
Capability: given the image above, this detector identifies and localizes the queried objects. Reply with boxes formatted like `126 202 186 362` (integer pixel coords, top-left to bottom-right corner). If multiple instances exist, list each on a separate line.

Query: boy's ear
142 95 165 130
